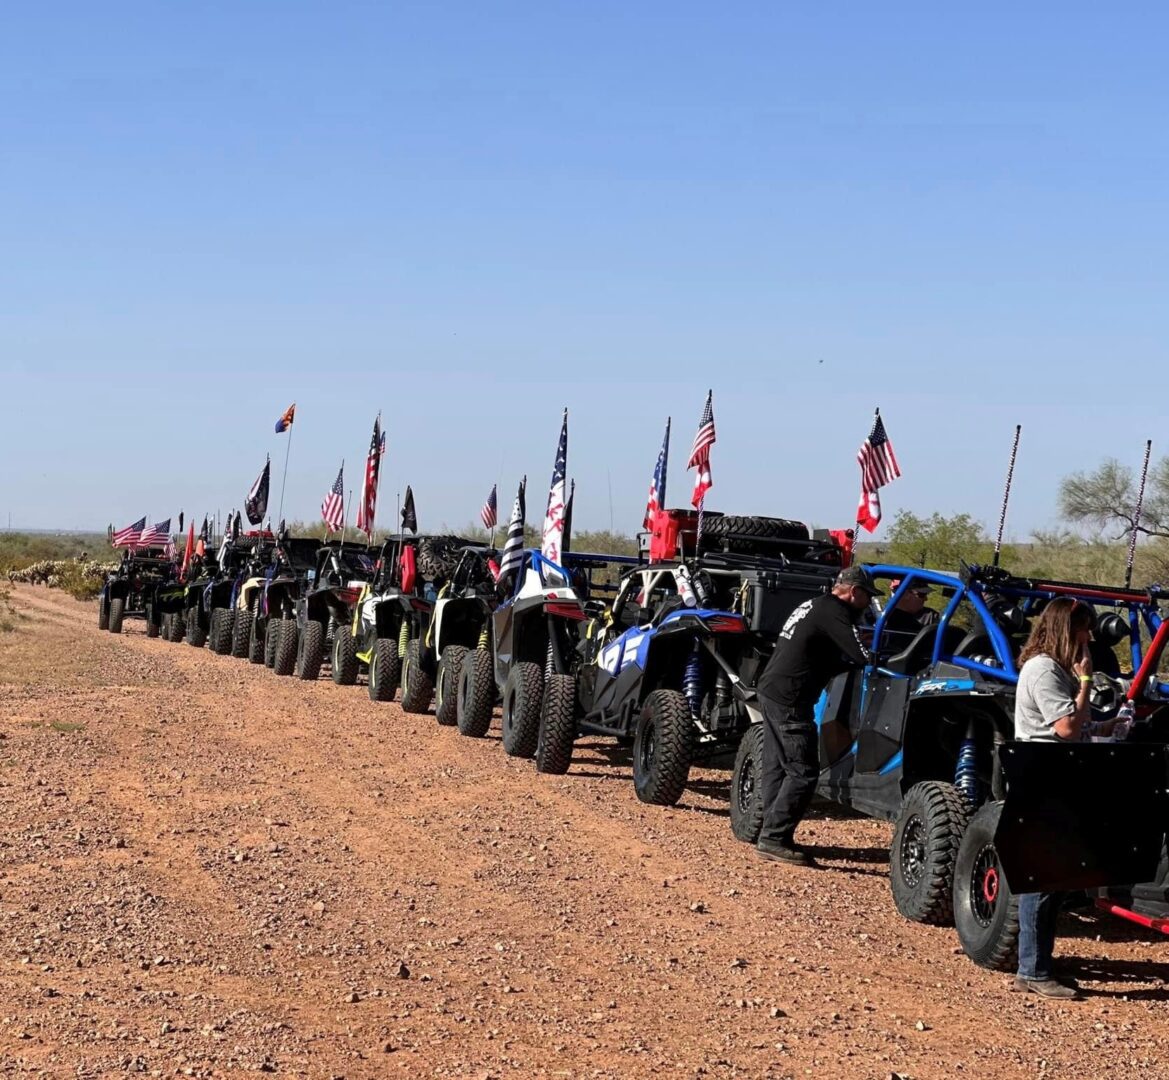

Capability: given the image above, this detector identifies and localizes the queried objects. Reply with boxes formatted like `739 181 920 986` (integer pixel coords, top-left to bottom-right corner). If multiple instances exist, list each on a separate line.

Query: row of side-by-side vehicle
98 508 1169 970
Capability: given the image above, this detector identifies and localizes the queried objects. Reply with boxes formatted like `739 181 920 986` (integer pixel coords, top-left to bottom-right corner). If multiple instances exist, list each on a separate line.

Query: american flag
112 516 147 548
321 463 345 533
687 390 716 508
498 478 526 579
480 484 498 531
643 417 671 529
856 410 901 533
541 410 568 565
562 479 575 557
356 415 386 537
138 518 171 548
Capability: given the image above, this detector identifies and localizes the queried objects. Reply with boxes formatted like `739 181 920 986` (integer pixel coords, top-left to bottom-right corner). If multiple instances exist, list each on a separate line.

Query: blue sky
2 3 1167 538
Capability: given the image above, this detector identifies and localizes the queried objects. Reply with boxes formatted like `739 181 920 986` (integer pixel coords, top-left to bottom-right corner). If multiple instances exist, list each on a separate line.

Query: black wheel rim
899 815 927 888
639 720 656 776
970 843 1000 926
736 754 755 812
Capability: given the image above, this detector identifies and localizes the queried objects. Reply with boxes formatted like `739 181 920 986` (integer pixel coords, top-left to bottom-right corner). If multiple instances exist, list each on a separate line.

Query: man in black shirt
754 565 881 866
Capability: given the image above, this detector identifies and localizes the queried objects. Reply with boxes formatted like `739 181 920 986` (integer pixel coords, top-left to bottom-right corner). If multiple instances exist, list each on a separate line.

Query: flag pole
277 419 294 527
992 425 1022 568
1125 439 1153 590
396 491 401 539
342 489 351 547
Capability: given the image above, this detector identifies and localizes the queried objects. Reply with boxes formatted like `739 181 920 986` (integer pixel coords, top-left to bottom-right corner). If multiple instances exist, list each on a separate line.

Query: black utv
353 534 476 707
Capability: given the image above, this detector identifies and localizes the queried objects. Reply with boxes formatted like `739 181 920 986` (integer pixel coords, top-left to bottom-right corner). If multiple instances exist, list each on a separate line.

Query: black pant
758 700 819 846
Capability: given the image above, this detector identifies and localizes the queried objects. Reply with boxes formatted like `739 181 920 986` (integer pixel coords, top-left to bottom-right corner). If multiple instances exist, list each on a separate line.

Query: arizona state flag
275 403 296 434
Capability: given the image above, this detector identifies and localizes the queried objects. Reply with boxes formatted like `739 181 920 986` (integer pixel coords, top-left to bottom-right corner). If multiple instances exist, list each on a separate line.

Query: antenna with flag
992 425 1022 568
1125 440 1153 590
275 403 296 526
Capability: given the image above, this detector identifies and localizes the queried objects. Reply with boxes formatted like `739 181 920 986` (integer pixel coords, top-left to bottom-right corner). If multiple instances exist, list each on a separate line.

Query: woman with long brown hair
1012 597 1118 998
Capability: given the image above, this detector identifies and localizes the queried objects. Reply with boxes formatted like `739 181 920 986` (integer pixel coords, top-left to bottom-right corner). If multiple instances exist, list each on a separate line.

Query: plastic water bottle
1113 698 1136 741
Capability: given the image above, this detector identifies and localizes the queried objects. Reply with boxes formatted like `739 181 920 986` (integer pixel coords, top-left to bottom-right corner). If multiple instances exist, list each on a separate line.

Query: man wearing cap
753 566 881 866
883 580 939 639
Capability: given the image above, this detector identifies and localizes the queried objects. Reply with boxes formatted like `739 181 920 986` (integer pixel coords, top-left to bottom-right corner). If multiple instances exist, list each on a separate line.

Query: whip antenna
992 425 1022 568
1125 439 1153 590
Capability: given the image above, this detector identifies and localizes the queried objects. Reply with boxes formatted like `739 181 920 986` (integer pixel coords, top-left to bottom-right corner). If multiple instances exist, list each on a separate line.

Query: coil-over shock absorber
683 639 705 720
477 625 489 650
398 618 410 658
954 718 981 809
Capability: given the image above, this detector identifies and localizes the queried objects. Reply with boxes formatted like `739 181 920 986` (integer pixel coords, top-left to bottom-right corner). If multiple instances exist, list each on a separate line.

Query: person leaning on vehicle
1012 597 1121 1000
753 565 880 867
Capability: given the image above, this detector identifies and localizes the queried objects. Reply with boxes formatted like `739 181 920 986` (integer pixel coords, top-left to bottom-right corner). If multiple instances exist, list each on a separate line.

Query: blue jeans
1017 891 1066 980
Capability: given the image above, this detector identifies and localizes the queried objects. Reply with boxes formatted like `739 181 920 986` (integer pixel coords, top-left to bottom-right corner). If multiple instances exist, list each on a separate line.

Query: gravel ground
1 584 1166 1078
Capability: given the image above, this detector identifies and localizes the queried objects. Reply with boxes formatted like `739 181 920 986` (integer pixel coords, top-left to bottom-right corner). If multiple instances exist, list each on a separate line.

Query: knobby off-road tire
296 620 325 680
633 689 694 806
210 608 235 655
331 623 358 685
501 662 543 758
97 595 110 631
186 608 207 648
400 639 434 714
264 620 279 667
435 645 467 725
160 612 172 640
535 673 576 775
701 515 809 542
231 611 253 659
730 723 765 842
273 619 298 677
248 615 265 664
167 611 186 643
953 801 1020 971
891 781 971 926
145 605 160 638
108 597 125 634
368 637 400 702
417 536 462 580
456 648 494 738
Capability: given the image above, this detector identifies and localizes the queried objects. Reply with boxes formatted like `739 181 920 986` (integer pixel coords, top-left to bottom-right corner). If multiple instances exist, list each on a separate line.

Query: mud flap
995 741 1169 893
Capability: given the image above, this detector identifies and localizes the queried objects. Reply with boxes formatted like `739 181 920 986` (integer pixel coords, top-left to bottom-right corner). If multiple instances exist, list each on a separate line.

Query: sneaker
1012 977 1080 1000
756 840 815 867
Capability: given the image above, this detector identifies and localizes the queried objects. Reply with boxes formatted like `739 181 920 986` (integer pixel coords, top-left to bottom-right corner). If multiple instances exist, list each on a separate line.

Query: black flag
200 516 210 542
245 456 270 525
401 486 417 534
232 511 242 540
178 511 184 535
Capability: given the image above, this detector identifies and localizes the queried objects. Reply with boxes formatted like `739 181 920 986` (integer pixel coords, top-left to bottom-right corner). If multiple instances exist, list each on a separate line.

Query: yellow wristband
1078 675 1092 683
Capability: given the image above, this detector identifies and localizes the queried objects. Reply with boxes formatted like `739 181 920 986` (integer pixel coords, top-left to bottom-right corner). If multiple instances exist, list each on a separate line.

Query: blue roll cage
868 563 1167 688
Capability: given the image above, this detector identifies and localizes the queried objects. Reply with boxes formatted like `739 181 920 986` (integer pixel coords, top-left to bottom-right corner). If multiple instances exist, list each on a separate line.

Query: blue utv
534 513 849 807
730 562 1169 970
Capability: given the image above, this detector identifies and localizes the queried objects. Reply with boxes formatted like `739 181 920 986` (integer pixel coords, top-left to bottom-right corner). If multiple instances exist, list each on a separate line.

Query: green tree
1059 456 1169 541
883 511 998 569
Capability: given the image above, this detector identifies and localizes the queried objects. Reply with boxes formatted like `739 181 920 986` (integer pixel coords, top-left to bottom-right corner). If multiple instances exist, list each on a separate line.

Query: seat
881 624 939 676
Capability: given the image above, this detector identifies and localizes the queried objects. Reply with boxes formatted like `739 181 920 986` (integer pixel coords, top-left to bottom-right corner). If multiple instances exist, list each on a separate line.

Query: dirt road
1 585 1165 1078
